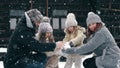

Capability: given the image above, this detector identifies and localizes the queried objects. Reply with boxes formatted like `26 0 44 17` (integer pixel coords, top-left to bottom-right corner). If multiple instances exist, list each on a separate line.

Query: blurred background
0 0 120 61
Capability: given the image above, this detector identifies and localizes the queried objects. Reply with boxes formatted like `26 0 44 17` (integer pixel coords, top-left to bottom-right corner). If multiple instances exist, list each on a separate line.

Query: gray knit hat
42 16 50 23
26 9 43 23
86 12 104 26
65 13 78 28
38 17 53 33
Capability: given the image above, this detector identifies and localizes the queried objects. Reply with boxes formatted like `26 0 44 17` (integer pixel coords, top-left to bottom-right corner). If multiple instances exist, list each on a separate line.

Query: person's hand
63 42 71 50
56 41 64 50
54 41 64 55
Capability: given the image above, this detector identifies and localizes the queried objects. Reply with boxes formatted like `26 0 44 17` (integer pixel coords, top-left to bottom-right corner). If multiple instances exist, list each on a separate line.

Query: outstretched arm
63 32 105 55
17 30 56 52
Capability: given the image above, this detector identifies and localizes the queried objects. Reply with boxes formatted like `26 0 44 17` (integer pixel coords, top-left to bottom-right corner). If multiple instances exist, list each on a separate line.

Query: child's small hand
56 41 64 50
63 42 71 50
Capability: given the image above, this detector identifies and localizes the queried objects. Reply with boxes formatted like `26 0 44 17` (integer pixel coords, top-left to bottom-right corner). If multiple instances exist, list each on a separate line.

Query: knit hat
26 9 43 23
86 12 104 26
65 13 78 28
42 16 50 23
38 17 53 33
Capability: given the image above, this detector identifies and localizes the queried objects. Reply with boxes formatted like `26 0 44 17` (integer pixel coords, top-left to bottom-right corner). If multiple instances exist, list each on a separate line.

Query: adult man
4 9 62 68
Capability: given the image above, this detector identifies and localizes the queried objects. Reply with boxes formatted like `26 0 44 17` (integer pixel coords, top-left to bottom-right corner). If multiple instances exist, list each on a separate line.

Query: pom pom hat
65 13 78 28
38 16 53 33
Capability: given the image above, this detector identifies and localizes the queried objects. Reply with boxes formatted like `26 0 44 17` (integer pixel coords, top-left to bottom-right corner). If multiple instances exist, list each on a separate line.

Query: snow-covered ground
0 48 93 68
0 61 4 68
0 61 74 68
0 48 7 53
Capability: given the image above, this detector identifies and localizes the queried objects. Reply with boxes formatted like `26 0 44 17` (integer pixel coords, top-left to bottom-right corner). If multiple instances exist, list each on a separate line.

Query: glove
63 42 71 50
55 41 63 50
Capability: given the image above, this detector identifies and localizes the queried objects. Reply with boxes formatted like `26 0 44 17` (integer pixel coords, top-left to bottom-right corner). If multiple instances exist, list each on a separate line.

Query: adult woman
63 12 120 68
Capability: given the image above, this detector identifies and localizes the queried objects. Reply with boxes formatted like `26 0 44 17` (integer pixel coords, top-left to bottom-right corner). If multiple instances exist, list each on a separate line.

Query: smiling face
88 23 97 32
67 26 74 33
45 32 52 38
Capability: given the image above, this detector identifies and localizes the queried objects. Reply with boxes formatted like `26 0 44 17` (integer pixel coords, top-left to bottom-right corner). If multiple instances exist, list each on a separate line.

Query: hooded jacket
4 15 56 68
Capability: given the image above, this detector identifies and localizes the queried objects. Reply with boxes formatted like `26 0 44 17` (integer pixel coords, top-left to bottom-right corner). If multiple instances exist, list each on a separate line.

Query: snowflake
21 35 24 38
13 44 18 49
1 40 4 42
28 44 30 47
113 13 116 15
115 17 117 20
32 51 37 54
40 62 43 65
15 60 19 65
102 4 104 7
22 46 24 48
23 54 26 56
9 58 12 61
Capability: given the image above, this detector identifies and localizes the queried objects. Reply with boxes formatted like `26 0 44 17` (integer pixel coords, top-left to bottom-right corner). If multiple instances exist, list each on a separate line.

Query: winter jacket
35 30 59 68
63 26 86 47
63 26 120 68
4 16 56 68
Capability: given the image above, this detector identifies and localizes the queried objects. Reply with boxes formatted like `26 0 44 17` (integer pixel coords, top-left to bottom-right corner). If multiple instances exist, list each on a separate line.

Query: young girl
63 12 120 68
63 13 86 68
35 16 59 68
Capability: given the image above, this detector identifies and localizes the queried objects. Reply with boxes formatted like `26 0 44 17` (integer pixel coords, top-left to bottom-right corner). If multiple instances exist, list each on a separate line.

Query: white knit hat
86 12 104 26
38 17 53 33
65 13 78 28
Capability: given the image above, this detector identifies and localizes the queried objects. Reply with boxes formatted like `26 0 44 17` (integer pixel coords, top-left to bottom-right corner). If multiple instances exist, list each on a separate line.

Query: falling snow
21 35 24 38
0 0 120 68
31 51 37 54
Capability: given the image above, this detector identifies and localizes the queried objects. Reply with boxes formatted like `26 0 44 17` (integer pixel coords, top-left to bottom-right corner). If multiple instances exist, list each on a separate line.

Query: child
63 13 86 68
35 16 59 68
63 12 120 68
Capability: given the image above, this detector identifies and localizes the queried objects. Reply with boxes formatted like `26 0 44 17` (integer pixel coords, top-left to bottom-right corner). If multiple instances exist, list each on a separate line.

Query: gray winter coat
63 26 120 68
